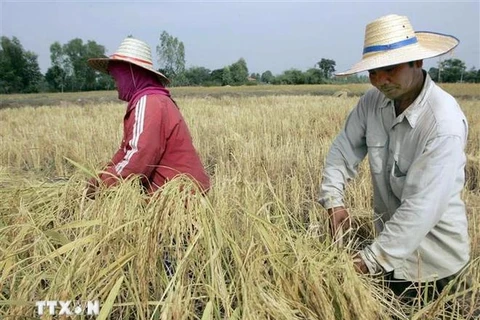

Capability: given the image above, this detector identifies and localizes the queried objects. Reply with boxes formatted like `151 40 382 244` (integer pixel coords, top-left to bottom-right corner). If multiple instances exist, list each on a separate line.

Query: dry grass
0 90 479 319
1 82 478 109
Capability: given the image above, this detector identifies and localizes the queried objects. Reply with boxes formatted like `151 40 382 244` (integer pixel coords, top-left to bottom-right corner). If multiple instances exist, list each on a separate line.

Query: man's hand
85 177 99 199
327 206 351 242
352 252 369 274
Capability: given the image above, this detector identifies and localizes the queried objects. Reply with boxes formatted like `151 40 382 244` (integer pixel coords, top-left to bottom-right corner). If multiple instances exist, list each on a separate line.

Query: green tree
428 67 439 82
0 37 24 93
46 39 108 92
0 36 42 93
438 58 466 83
210 68 224 85
229 58 249 85
45 65 67 92
222 66 233 86
83 40 108 90
317 58 336 79
63 38 86 90
156 31 186 85
261 70 274 84
273 69 305 84
23 51 43 92
462 67 478 83
304 68 324 84
284 69 305 84
333 74 369 84
47 41 71 92
96 73 115 90
184 66 211 86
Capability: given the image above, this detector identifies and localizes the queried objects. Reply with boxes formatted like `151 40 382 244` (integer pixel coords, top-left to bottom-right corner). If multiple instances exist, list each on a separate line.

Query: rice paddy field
0 84 479 319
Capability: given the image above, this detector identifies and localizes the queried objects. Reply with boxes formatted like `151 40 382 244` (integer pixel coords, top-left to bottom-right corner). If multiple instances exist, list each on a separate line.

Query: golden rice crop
0 92 479 319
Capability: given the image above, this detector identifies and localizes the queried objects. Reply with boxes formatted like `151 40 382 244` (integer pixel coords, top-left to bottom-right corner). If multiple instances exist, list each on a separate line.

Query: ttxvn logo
35 300 100 316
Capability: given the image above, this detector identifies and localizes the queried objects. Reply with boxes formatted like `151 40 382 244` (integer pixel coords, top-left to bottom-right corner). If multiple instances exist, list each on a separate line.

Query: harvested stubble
0 94 479 319
0 174 394 319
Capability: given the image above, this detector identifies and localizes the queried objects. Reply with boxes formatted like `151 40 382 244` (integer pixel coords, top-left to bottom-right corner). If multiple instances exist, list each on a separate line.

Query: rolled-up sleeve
318 101 368 209
369 134 466 272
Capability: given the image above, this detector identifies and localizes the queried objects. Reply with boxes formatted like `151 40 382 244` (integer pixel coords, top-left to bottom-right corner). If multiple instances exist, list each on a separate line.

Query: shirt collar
379 71 433 128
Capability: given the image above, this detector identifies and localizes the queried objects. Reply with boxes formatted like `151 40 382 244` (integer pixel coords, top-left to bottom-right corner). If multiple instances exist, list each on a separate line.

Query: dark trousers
385 271 480 318
385 272 457 305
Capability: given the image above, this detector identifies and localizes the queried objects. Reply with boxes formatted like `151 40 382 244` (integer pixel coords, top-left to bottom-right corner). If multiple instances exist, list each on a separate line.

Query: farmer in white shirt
318 14 473 305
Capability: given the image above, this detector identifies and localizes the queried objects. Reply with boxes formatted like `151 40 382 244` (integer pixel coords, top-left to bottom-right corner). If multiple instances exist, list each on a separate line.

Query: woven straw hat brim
336 32 459 76
87 57 170 84
87 58 110 74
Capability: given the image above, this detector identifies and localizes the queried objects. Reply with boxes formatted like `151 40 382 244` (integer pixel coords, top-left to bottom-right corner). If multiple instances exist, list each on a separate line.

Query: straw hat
336 14 459 76
88 37 170 84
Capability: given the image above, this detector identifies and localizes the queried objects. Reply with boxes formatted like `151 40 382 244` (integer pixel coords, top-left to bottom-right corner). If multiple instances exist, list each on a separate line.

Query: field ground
1 84 479 319
1 82 480 109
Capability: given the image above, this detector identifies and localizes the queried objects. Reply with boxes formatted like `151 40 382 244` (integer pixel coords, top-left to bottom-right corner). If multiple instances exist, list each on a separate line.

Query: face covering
108 61 170 102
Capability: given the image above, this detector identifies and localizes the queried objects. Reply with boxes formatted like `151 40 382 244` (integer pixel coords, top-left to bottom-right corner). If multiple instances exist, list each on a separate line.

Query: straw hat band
363 36 418 54
110 53 153 67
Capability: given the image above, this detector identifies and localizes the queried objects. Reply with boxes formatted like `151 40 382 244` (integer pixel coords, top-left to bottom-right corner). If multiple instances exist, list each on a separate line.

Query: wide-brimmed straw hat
88 37 170 84
336 14 459 76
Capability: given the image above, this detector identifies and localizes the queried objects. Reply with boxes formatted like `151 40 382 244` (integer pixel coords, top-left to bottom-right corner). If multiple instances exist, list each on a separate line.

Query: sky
1 0 479 76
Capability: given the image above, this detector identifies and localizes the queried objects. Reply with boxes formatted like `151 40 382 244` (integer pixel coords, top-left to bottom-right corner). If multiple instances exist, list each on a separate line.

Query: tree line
1 32 479 94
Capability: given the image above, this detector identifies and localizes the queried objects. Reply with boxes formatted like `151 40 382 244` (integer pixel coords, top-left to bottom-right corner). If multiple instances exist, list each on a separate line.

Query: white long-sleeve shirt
319 73 470 281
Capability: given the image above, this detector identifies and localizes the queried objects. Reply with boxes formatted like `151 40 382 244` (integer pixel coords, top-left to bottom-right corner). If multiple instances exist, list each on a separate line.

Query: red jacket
100 94 210 193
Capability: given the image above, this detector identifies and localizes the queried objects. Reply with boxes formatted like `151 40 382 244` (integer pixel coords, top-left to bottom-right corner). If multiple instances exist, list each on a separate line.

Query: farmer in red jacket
85 37 210 197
